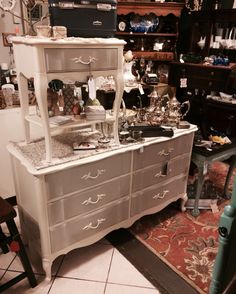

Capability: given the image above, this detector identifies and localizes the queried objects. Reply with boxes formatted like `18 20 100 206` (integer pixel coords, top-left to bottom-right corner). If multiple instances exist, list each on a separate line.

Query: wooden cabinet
8 126 196 280
168 9 236 138
116 1 185 61
179 8 236 61
169 61 236 92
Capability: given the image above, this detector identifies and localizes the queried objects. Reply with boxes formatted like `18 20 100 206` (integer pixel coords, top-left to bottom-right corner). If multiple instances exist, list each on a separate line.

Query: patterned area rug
130 161 236 294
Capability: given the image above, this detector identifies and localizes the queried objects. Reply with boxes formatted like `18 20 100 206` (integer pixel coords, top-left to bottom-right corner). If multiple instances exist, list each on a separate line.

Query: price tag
180 78 187 88
138 84 144 95
210 203 219 214
88 77 96 100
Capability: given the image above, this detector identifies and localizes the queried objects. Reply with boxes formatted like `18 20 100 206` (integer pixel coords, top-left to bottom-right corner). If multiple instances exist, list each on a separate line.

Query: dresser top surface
11 36 126 46
7 124 197 176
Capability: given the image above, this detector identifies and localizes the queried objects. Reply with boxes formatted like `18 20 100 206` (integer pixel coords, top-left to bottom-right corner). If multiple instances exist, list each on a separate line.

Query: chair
0 197 37 292
210 177 236 294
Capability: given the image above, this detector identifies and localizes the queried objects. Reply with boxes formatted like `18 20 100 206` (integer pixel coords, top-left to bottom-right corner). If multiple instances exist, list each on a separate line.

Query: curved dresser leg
42 259 52 281
180 193 188 212
224 155 236 199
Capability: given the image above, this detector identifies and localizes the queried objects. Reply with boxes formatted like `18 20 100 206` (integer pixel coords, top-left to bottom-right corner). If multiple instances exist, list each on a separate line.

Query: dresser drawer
45 48 118 73
132 155 190 193
46 152 131 200
49 197 129 252
131 177 186 217
48 175 130 226
133 133 193 171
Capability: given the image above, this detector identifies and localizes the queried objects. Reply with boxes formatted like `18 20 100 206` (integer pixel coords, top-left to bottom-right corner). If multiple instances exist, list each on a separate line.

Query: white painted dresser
8 36 197 280
8 127 196 279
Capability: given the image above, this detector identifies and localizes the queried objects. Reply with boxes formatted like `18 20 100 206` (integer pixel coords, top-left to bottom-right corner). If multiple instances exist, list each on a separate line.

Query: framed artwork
2 32 16 47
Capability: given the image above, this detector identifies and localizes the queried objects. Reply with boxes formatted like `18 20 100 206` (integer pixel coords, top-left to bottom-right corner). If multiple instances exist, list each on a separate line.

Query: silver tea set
134 89 190 127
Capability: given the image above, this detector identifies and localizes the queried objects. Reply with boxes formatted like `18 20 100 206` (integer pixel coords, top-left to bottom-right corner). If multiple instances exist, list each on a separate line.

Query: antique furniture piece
169 62 236 93
179 8 236 62
191 143 236 216
169 61 236 215
116 1 184 61
8 126 196 280
12 36 126 163
210 176 236 294
9 35 197 281
0 197 37 292
168 61 236 137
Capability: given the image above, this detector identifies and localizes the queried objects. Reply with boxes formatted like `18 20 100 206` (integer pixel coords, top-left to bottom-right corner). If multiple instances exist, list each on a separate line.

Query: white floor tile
0 268 5 279
57 243 114 282
7 255 24 272
0 252 16 270
49 277 106 294
105 283 160 294
108 249 156 288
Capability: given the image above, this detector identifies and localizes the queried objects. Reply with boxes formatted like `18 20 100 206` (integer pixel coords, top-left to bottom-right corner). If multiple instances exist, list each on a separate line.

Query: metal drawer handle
71 56 96 65
82 194 106 205
81 169 105 180
154 171 166 178
82 218 106 230
158 148 174 156
153 190 169 199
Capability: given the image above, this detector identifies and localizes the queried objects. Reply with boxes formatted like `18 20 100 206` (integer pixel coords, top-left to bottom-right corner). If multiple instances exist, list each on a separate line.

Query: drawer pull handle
71 56 96 65
81 169 105 180
153 190 169 199
154 171 166 178
158 148 174 156
82 194 106 205
82 218 106 230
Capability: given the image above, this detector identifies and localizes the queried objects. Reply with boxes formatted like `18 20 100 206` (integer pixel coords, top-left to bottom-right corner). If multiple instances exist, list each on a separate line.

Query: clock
0 0 16 11
118 21 126 32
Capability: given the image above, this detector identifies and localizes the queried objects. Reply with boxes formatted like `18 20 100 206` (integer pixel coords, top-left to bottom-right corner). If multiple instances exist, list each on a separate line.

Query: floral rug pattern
130 162 236 293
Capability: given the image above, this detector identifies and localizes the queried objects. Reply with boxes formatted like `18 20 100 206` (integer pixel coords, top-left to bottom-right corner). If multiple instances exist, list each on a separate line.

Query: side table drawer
46 152 131 200
49 197 129 252
45 48 118 72
48 175 130 225
131 176 186 217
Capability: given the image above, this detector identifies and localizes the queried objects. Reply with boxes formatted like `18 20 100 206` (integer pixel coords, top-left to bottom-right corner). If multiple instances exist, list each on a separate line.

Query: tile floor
0 208 160 294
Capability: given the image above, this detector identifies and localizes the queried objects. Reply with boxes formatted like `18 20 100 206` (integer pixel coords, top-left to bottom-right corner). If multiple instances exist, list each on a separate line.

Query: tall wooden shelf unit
116 1 185 61
182 8 236 62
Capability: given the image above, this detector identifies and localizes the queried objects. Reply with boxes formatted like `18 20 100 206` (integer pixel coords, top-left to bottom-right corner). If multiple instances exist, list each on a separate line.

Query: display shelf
132 51 174 60
181 8 236 60
117 2 184 17
25 112 116 130
116 32 178 37
116 1 184 62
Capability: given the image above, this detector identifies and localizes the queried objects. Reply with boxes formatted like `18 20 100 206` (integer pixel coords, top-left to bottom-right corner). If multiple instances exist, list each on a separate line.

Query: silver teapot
165 96 190 127
146 90 164 126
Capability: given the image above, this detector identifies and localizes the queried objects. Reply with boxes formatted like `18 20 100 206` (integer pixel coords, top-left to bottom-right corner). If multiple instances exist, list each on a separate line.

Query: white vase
123 62 137 87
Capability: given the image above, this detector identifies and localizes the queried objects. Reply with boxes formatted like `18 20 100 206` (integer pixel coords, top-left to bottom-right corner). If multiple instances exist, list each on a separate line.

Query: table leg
191 161 206 217
224 155 236 199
